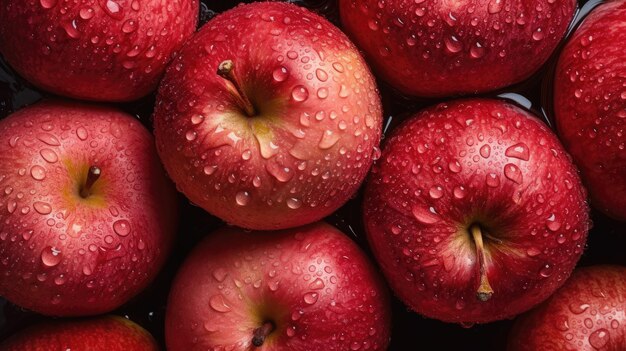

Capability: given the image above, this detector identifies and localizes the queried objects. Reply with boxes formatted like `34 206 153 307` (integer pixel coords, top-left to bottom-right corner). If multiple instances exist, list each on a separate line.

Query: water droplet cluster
554 0 626 220
0 0 199 101
364 99 589 323
339 0 577 96
154 2 383 230
0 101 177 315
166 223 391 350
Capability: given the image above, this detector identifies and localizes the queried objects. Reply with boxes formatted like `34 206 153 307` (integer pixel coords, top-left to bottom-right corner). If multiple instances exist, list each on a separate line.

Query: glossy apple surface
165 222 391 351
508 265 626 351
153 2 382 230
554 0 626 221
363 99 589 323
0 0 199 101
0 100 177 316
339 0 576 97
0 315 158 350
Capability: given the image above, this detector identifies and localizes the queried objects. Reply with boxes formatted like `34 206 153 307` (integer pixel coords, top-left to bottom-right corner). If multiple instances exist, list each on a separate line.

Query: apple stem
251 321 275 347
80 166 101 198
471 225 494 302
217 60 257 117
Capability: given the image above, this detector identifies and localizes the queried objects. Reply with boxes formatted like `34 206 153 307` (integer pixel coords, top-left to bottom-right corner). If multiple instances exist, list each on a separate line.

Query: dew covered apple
339 0 576 97
0 100 177 316
165 222 391 351
364 99 589 324
0 315 159 350
508 265 626 351
153 2 383 230
0 0 199 101
554 0 626 221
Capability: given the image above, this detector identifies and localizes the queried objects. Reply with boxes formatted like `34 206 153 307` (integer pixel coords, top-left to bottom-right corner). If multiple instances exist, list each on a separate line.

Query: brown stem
80 166 101 198
471 225 494 302
217 60 256 117
251 321 275 347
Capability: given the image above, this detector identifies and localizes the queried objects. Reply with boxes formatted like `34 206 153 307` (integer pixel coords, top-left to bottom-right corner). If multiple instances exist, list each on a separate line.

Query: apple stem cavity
470 225 494 302
251 321 275 347
80 166 101 198
217 60 257 117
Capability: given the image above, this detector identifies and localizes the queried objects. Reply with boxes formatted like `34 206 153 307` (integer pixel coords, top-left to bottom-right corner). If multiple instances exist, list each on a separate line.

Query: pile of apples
0 0 623 349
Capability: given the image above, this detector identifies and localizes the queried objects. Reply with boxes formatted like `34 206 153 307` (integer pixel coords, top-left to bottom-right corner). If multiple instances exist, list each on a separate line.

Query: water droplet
532 28 544 41
429 186 444 199
338 85 350 98
79 7 95 19
273 66 289 82
539 264 553 277
303 292 319 305
209 294 232 313
448 160 462 173
121 19 137 33
76 127 88 140
444 35 463 53
40 0 58 9
588 328 610 349
555 316 570 331
486 173 500 187
318 130 340 149
488 0 503 14
611 320 619 329
453 186 466 199
332 62 345 73
569 302 590 314
412 205 440 224
309 278 325 290
30 165 46 180
546 214 561 231
235 191 250 206
287 198 302 209
40 148 58 163
291 85 309 102
317 88 329 99
470 42 485 58
37 133 60 146
185 130 197 141
212 268 228 282
112 219 131 237
504 163 523 184
33 201 52 215
505 143 530 161
526 247 541 257
101 0 124 20
479 144 491 158
41 246 62 267
315 69 328 82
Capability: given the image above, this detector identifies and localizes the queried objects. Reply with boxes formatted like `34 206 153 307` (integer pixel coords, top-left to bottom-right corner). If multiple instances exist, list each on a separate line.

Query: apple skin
0 0 199 102
363 99 590 324
153 2 383 230
0 315 159 350
553 0 626 221
0 100 177 316
165 222 391 351
508 265 626 351
339 0 576 97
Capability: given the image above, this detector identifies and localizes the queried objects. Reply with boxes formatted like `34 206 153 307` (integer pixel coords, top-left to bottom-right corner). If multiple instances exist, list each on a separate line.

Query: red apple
0 100 177 316
153 2 383 230
508 265 626 351
0 315 158 350
553 0 626 221
0 0 199 102
339 0 576 97
363 99 590 324
165 222 391 351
